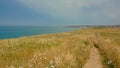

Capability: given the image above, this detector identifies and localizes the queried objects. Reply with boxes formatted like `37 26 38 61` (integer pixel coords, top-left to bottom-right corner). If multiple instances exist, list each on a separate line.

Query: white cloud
18 0 120 22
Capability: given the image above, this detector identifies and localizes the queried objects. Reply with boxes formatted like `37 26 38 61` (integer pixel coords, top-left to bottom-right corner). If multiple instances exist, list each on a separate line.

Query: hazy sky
0 0 120 26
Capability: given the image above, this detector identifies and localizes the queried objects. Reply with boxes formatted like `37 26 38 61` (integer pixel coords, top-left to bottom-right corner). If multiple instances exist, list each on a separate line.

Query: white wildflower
51 65 55 68
8 66 14 68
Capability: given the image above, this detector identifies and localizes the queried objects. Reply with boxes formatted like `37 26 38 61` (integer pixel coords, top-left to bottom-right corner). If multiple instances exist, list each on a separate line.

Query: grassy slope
92 28 120 68
0 27 120 68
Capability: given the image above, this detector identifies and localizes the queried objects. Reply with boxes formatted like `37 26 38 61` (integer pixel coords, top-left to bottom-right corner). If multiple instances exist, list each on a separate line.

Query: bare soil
83 47 103 68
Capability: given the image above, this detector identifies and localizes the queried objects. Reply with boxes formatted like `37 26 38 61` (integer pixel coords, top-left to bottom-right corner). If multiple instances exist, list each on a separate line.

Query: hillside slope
0 27 120 68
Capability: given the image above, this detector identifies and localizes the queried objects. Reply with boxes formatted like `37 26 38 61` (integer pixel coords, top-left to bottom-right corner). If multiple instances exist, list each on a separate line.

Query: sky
0 0 120 26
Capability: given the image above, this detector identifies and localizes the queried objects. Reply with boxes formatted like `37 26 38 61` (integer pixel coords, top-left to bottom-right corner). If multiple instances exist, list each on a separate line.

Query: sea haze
0 26 78 39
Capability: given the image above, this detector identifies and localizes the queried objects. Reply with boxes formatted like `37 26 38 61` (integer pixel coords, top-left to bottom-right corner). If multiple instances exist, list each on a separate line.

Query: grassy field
0 27 120 68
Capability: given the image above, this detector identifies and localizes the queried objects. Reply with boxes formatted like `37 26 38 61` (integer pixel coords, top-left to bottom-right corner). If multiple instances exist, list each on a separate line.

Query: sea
0 26 78 39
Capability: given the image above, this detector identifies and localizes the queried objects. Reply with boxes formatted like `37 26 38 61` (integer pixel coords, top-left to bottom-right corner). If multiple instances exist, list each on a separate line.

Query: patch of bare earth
83 47 103 68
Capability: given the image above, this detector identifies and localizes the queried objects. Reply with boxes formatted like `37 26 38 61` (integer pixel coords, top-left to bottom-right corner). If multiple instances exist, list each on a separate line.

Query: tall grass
0 32 92 68
0 27 119 68
92 28 120 68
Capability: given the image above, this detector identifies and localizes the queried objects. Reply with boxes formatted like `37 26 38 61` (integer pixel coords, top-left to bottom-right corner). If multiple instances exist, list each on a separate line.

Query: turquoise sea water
0 26 78 39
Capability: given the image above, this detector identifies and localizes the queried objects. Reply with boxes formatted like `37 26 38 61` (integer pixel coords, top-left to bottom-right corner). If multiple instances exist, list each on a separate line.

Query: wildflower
107 60 112 64
8 66 14 68
49 61 53 64
51 65 55 68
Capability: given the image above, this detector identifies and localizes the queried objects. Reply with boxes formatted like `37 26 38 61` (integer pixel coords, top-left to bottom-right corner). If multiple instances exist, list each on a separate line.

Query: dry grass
92 27 120 68
0 27 120 68
72 27 120 68
0 31 92 68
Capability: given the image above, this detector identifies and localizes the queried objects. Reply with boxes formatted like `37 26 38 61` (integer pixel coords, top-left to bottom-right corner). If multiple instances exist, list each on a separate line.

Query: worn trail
83 47 103 68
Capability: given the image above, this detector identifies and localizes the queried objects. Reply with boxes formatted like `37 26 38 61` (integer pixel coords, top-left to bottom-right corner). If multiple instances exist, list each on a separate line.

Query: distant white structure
84 27 88 28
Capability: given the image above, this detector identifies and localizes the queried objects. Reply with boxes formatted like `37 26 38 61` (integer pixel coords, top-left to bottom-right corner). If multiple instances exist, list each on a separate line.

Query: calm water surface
0 26 78 39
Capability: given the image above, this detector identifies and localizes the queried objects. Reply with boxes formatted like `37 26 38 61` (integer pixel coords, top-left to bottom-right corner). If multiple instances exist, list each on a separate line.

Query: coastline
0 26 78 40
0 27 120 68
1 26 119 40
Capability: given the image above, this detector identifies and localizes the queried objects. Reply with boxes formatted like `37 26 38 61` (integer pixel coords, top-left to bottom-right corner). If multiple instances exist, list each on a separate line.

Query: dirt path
83 47 103 68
